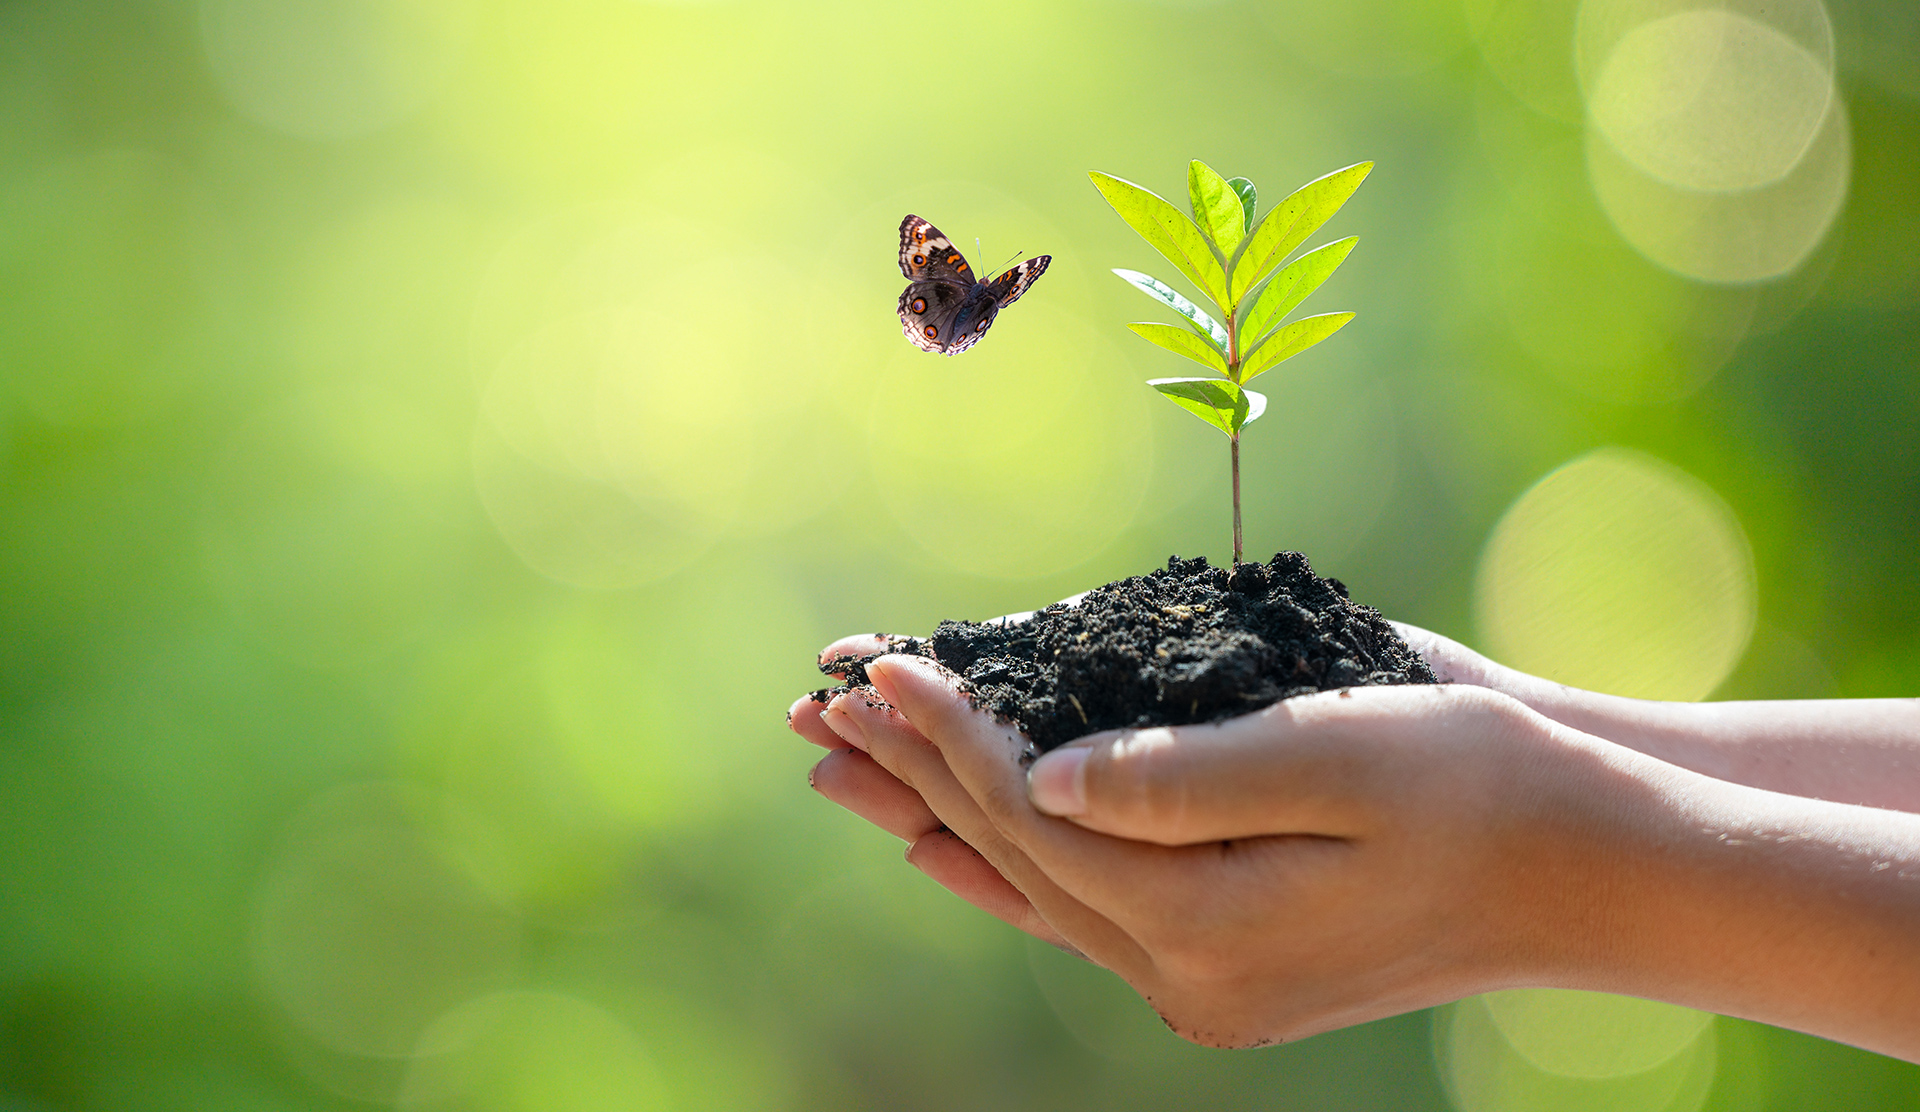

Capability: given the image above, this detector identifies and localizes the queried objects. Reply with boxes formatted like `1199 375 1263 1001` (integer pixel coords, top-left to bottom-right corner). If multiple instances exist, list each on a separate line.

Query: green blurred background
2 0 1917 1107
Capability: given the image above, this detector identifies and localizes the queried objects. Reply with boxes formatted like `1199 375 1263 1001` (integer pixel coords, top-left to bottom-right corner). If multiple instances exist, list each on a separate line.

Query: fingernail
1028 746 1089 816
862 656 906 706
866 652 946 707
786 692 820 728
821 697 869 752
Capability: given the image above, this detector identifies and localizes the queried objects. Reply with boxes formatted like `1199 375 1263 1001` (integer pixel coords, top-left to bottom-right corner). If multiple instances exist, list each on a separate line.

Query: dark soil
820 552 1437 756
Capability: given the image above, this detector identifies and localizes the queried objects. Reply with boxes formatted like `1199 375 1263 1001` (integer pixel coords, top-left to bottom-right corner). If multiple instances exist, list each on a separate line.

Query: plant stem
1230 433 1242 566
1226 285 1243 566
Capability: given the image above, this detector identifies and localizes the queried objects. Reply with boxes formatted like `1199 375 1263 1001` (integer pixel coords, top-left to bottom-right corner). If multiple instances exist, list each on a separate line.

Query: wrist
1472 712 1683 990
1502 729 1920 1058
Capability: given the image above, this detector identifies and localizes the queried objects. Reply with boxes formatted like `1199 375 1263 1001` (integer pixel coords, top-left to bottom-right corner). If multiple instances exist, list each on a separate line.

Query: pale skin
787 623 1920 1062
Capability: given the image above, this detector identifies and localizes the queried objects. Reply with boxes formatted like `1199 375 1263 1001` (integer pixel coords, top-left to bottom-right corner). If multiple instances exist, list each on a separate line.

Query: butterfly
897 215 1050 355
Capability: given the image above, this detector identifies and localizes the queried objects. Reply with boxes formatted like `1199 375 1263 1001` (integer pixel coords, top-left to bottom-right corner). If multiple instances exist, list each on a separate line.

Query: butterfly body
897 214 1049 355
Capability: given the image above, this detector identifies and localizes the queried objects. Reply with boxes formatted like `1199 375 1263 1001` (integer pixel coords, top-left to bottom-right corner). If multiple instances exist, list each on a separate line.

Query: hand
796 651 1640 1046
788 624 1587 983
790 633 1080 951
790 629 1920 1058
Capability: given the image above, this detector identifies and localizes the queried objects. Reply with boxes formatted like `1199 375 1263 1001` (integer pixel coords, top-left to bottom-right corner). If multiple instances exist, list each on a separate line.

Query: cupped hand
791 622 1920 1058
793 651 1645 1046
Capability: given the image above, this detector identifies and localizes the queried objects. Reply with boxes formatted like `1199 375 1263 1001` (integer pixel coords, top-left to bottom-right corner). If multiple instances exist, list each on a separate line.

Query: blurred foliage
1 0 1917 1109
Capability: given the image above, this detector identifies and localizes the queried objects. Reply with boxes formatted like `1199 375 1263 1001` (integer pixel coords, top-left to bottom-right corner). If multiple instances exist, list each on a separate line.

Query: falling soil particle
820 552 1437 755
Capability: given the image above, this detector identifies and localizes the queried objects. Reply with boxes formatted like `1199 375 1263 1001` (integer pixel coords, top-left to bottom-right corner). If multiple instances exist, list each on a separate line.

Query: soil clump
821 552 1437 755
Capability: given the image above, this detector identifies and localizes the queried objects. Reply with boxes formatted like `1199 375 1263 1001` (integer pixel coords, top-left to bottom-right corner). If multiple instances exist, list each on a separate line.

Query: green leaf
1127 322 1230 374
1112 269 1228 349
1240 312 1355 381
1188 160 1244 255
1242 387 1267 427
1228 161 1372 302
1148 377 1251 437
1238 236 1357 346
1089 171 1229 307
1227 177 1257 233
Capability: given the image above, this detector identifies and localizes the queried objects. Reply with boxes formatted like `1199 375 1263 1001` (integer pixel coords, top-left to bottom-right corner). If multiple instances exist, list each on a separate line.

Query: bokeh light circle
1473 447 1754 700
1483 989 1714 1078
471 419 714 591
593 258 838 538
1436 993 1718 1112
1587 94 1850 284
1576 0 1849 283
1587 10 1831 192
1576 0 1835 95
469 205 851 586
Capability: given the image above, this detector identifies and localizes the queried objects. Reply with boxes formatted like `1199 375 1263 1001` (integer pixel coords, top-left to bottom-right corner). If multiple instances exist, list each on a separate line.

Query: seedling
1091 160 1371 565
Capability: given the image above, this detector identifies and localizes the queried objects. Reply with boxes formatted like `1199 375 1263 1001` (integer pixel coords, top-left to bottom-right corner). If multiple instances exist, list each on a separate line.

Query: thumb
1023 697 1394 845
1025 729 1241 846
862 652 979 742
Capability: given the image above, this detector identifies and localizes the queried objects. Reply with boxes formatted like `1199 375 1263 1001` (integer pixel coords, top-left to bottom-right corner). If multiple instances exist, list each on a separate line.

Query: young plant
1091 160 1371 565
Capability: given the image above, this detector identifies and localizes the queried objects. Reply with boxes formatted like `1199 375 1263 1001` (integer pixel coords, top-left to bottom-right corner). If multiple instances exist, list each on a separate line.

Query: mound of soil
822 552 1437 755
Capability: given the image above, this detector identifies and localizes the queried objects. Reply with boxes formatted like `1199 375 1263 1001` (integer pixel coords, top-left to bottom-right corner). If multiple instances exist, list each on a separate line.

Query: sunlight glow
1474 447 1755 701
199 0 471 139
1576 0 1848 282
1436 993 1717 1112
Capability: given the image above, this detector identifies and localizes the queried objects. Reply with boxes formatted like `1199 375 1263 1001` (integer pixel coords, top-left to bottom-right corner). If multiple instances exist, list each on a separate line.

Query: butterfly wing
896 216 1049 355
898 215 984 354
898 278 977 353
984 255 1050 309
924 255 1052 355
899 215 977 283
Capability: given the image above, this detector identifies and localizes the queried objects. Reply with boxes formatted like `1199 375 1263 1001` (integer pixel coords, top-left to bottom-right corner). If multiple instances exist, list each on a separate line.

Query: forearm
1394 623 1920 812
1528 738 1920 1061
1511 683 1920 813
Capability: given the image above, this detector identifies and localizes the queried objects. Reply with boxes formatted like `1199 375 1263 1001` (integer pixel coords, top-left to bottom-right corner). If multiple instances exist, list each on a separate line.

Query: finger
826 690 1148 973
820 690 880 753
819 592 1086 673
809 747 941 842
818 633 900 674
1025 683 1514 845
788 693 845 749
856 657 1185 926
984 589 1088 627
1389 622 1592 720
905 829 1077 952
1389 621 1505 688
